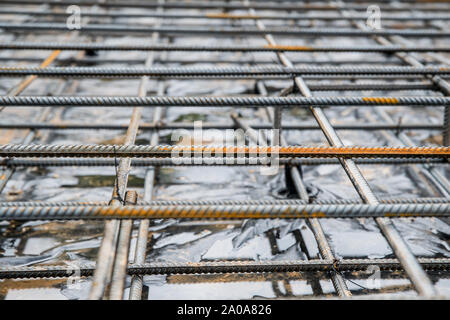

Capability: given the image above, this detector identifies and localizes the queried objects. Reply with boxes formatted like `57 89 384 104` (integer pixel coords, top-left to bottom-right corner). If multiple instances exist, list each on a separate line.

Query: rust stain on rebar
264 45 313 51
362 97 399 104
90 207 332 219
384 212 415 218
172 146 450 157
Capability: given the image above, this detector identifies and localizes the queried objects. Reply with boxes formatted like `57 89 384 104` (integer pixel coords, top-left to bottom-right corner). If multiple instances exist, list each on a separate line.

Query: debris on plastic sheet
273 244 307 261
61 280 91 300
230 218 318 259
435 279 450 296
320 219 393 259
5 288 68 300
289 281 314 296
298 224 320 259
0 254 58 268
148 219 178 232
153 230 212 249
232 219 294 249
148 230 232 263
145 280 277 300
202 231 273 261
392 218 450 257
276 232 296 252
22 237 60 255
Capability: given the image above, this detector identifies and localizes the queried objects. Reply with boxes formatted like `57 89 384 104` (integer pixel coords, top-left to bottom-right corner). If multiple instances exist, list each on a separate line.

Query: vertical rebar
335 1 439 297
128 0 166 300
87 2 152 299
129 83 165 300
247 0 437 297
109 191 137 299
239 7 351 293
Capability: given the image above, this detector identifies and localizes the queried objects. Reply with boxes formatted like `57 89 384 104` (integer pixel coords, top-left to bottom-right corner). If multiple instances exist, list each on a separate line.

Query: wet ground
0 3 449 299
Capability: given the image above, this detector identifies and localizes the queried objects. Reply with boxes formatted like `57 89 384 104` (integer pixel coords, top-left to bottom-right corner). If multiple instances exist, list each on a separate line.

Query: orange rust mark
93 207 334 219
205 13 259 19
384 212 415 218
90 202 446 219
264 44 313 51
0 174 5 180
311 211 326 218
127 208 136 217
101 207 117 217
172 145 450 157
362 97 399 104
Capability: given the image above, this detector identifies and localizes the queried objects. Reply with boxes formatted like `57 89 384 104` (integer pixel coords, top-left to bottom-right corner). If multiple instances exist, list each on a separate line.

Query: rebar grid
0 0 449 301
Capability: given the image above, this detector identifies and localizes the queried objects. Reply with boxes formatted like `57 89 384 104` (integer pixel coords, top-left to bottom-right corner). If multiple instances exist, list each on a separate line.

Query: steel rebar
2 197 448 208
0 258 448 279
1 157 445 167
0 122 444 131
0 96 447 107
0 145 447 159
0 66 448 78
1 9 450 22
0 203 448 220
0 23 448 37
1 42 450 53
1 0 447 12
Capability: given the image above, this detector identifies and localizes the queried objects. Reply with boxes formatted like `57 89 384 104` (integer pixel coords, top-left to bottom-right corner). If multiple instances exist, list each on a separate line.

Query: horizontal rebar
0 23 448 37
0 96 447 107
0 66 448 78
0 56 415 66
2 197 448 208
1 158 445 167
0 203 449 220
0 66 442 80
1 42 450 53
0 122 442 131
2 0 447 12
0 258 448 279
306 82 437 91
1 9 450 22
0 145 448 159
